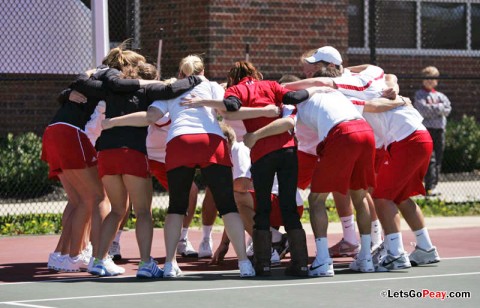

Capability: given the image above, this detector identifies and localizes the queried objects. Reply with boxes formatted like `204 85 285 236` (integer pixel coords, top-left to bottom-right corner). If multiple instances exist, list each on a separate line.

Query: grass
1 197 479 236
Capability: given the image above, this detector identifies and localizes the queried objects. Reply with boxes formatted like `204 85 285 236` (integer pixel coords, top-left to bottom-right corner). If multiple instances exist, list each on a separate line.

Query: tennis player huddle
41 43 440 279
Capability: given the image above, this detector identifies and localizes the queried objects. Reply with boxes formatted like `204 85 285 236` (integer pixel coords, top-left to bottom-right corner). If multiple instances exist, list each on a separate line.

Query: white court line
1 255 479 287
1 271 479 305
2 303 54 308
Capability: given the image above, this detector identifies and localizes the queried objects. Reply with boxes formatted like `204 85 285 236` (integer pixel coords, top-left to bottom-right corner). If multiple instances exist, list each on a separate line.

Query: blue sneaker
137 257 164 279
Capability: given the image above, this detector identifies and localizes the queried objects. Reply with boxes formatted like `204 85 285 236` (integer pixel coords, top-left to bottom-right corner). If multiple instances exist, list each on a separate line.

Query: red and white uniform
294 91 376 194
334 65 432 203
150 78 231 171
365 107 431 204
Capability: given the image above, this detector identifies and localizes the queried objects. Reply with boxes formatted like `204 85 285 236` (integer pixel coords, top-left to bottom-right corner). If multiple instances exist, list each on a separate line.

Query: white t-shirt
224 119 247 142
296 91 363 144
333 66 385 101
146 114 171 163
149 78 225 143
84 100 106 146
363 106 426 149
231 141 251 180
336 66 426 148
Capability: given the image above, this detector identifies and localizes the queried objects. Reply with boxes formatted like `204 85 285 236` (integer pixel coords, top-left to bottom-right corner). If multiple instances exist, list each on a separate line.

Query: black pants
250 147 302 231
425 128 445 190
167 164 237 216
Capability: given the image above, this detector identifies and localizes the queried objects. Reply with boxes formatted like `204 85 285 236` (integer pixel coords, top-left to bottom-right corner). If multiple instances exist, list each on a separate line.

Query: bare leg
397 198 425 232
123 174 153 263
164 214 184 263
59 167 102 257
349 189 370 235
233 191 255 236
222 212 248 261
56 202 75 255
90 191 110 257
96 175 129 260
374 198 401 235
308 192 330 238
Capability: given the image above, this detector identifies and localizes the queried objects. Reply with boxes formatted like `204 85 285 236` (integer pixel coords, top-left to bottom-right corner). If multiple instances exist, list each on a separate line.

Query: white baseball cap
304 46 342 65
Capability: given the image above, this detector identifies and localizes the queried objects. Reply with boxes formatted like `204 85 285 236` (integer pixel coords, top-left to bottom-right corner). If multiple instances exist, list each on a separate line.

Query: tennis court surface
1 217 479 307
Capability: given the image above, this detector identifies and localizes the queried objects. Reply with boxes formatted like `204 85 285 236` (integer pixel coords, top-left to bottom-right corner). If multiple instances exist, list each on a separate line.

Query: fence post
368 0 377 65
92 0 110 67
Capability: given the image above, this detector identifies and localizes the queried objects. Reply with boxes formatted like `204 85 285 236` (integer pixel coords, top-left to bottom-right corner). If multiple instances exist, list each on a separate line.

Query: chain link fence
1 0 479 217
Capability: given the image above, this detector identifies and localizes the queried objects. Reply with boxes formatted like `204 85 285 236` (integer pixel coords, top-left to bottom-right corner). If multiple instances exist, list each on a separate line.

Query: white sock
358 234 372 259
179 227 189 242
114 230 122 243
385 232 405 256
315 237 330 262
414 228 434 250
202 225 213 241
340 215 358 245
371 220 383 245
270 227 283 243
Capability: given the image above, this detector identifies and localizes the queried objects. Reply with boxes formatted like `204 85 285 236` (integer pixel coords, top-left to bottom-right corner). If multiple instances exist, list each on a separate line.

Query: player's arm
345 64 372 73
101 111 149 130
243 117 295 149
363 95 411 113
219 105 280 120
283 78 335 91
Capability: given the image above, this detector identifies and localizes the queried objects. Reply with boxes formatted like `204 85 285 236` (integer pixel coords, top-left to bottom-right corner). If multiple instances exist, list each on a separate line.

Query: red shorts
311 120 376 194
373 130 433 204
250 191 304 227
97 148 150 178
165 133 232 171
297 150 318 190
41 124 98 179
149 159 168 190
374 148 388 174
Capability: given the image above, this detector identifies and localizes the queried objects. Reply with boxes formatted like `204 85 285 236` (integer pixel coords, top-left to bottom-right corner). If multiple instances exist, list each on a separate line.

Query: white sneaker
47 252 60 270
108 241 122 261
409 245 440 266
270 248 281 267
238 260 256 278
198 238 213 258
177 239 198 258
163 262 182 278
137 257 164 279
54 254 68 271
82 242 93 259
87 257 95 273
60 254 90 272
246 241 254 257
375 251 412 272
308 258 334 277
349 257 375 272
89 257 125 276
